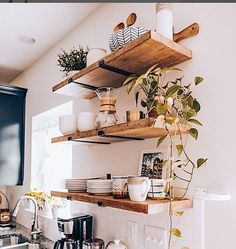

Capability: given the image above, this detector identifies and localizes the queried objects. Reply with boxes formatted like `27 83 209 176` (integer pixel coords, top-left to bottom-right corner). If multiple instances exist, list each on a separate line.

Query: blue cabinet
0 84 27 185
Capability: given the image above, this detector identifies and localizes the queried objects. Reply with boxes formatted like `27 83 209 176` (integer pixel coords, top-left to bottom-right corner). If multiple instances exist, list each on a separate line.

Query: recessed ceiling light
17 35 36 44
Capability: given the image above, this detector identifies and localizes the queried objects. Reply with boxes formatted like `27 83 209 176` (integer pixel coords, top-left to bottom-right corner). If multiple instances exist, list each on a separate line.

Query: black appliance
53 214 93 249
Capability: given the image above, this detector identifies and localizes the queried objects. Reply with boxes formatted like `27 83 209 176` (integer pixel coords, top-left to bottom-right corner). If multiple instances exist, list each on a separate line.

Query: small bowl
77 112 96 131
109 26 149 51
59 115 77 135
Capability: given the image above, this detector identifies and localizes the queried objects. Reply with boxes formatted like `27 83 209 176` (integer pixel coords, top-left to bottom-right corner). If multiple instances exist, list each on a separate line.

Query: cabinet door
0 84 27 185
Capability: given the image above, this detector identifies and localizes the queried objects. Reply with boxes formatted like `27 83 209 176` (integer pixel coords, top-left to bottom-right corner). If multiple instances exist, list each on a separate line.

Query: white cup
148 179 166 199
59 115 77 135
77 112 96 131
128 177 151 202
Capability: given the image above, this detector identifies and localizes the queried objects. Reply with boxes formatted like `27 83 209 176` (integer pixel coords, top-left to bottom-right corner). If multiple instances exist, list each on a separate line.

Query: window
31 102 72 193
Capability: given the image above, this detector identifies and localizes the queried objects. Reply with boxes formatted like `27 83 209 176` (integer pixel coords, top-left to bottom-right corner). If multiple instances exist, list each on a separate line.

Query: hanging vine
123 64 207 249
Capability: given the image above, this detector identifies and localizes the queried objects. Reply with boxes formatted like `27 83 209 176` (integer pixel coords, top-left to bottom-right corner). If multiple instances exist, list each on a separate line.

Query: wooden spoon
126 13 137 27
173 23 199 43
113 22 125 32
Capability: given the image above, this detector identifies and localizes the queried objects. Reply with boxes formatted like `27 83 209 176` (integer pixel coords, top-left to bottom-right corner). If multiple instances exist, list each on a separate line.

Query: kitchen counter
0 223 54 249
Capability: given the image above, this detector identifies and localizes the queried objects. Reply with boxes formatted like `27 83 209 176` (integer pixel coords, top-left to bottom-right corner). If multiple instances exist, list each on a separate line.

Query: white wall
6 3 236 249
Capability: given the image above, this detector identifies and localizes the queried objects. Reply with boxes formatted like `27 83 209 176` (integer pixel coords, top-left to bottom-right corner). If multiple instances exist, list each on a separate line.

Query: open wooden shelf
51 191 192 215
52 118 187 144
52 30 192 99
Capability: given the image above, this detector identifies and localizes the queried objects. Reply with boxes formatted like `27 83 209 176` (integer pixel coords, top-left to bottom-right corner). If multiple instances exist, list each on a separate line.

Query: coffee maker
53 214 93 249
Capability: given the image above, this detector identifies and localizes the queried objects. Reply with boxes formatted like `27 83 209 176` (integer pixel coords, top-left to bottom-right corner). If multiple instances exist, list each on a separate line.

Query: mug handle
141 179 151 198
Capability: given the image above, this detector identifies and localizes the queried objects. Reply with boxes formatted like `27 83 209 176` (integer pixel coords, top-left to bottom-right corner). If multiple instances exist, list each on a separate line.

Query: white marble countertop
0 223 54 249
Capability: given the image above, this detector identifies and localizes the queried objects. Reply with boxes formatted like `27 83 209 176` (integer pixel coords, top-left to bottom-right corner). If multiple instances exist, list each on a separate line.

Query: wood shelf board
51 190 192 214
52 118 186 144
52 30 192 99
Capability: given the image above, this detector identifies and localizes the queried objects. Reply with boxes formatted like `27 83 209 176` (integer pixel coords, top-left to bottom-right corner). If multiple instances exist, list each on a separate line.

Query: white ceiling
0 3 100 83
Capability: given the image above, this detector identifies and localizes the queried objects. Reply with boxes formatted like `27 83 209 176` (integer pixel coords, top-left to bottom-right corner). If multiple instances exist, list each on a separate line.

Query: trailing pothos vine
123 64 207 249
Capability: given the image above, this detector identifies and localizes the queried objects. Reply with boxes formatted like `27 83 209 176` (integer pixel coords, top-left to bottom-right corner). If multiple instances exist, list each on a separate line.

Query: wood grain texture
52 118 187 144
51 191 192 214
52 30 192 99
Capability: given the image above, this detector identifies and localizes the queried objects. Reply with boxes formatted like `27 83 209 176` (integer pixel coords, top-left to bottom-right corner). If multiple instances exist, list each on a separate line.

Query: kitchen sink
0 234 28 249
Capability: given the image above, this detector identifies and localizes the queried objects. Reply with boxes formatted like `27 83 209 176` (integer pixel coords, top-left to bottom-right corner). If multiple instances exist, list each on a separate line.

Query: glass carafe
95 87 119 128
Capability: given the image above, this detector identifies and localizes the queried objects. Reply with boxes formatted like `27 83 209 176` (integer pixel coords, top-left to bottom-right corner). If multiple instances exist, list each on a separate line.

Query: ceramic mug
128 177 150 202
126 110 145 122
112 178 128 198
148 179 166 199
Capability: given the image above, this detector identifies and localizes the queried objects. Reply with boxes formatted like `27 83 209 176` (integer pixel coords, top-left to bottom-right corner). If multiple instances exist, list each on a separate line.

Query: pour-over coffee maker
95 87 119 128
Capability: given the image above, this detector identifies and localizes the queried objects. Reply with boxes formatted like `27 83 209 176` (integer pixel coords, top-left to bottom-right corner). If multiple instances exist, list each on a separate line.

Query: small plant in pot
57 46 89 77
123 65 183 118
49 197 65 219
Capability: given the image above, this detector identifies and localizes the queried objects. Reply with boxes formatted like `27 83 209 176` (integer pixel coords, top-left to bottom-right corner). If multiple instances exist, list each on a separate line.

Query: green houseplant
57 46 89 77
124 64 207 249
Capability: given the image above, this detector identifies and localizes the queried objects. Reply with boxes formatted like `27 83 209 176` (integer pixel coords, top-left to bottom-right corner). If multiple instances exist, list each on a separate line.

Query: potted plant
25 189 51 212
123 64 207 249
123 65 182 118
57 46 89 77
49 197 65 219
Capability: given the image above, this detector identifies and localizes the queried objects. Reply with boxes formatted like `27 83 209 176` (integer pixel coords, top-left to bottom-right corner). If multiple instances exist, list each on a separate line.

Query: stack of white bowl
87 179 113 195
65 177 99 193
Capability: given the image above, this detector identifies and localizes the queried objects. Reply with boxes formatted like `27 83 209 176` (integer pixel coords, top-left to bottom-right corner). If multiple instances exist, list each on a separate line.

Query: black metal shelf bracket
97 130 144 141
99 60 135 77
68 137 110 145
68 78 98 91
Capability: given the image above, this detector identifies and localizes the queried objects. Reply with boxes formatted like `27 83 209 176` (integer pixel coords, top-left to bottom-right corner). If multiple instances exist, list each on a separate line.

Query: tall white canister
156 3 173 40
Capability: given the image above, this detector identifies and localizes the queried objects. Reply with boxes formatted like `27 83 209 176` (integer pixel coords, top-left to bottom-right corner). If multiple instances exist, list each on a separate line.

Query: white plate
87 188 112 192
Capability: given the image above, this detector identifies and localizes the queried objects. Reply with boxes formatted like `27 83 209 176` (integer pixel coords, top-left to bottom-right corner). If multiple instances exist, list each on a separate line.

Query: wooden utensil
126 12 137 27
173 23 199 43
113 22 125 32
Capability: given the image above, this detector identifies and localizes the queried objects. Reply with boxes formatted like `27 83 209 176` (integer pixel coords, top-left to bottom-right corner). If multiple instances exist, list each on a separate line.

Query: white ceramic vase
87 48 107 66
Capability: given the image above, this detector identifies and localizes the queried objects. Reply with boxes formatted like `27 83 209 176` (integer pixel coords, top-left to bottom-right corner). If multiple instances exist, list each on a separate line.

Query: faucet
12 196 42 240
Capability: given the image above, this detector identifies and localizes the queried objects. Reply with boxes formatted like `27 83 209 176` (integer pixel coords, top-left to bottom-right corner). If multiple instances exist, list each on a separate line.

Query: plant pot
51 207 62 219
87 48 107 66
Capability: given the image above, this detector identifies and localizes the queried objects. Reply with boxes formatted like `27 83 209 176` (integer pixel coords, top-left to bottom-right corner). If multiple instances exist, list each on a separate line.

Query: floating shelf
52 118 187 144
52 30 192 99
51 191 192 215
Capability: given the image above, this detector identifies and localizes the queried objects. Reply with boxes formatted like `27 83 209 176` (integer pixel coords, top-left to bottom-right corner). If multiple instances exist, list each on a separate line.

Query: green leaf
197 158 208 168
135 91 140 106
157 135 167 147
123 74 137 86
176 211 185 216
156 103 167 115
127 81 136 94
171 228 182 238
193 99 201 112
183 108 196 120
188 128 198 140
163 159 168 167
188 119 203 126
195 76 204 85
176 144 183 156
187 95 194 107
184 83 191 89
166 85 182 98
141 100 147 107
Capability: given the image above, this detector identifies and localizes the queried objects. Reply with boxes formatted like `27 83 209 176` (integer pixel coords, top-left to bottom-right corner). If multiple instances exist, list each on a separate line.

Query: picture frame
138 149 164 179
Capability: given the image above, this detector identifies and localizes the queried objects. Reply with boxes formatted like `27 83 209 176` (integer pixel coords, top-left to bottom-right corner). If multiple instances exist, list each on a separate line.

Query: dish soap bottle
106 239 127 249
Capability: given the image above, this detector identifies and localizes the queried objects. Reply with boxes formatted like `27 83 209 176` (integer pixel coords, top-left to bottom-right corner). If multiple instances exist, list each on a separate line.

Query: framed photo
138 150 164 179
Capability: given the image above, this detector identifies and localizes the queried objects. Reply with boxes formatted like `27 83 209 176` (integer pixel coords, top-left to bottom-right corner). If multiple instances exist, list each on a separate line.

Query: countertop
0 223 54 249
